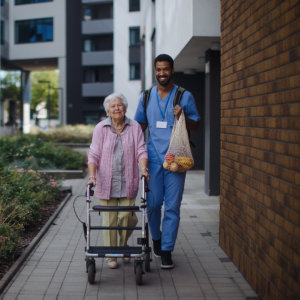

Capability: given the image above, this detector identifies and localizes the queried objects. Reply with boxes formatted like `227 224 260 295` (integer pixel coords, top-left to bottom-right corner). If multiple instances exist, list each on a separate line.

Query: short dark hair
154 54 174 69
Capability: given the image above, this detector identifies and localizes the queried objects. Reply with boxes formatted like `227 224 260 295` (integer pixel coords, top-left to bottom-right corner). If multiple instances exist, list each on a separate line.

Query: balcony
82 0 113 4
82 51 113 66
82 82 113 97
82 19 113 35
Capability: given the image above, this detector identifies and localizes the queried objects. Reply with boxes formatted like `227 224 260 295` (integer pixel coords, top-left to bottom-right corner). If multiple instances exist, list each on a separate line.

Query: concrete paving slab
0 171 258 300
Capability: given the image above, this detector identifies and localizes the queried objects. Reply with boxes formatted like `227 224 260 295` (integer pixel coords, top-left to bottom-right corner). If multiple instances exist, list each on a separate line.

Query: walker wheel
135 262 143 285
87 259 96 284
145 253 151 272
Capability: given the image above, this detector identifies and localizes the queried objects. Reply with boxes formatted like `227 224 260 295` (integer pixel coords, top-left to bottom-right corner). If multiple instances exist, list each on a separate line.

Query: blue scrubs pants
147 162 186 251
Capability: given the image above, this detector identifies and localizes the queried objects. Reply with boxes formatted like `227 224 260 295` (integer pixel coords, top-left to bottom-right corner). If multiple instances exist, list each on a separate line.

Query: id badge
156 121 167 128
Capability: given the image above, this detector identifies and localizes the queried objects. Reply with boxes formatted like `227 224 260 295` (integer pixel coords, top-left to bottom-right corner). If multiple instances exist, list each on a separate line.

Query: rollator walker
83 176 151 285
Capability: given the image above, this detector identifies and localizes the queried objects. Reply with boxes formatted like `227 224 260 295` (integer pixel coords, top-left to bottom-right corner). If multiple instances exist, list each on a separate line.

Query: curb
0 192 72 296
38 169 87 179
54 143 90 147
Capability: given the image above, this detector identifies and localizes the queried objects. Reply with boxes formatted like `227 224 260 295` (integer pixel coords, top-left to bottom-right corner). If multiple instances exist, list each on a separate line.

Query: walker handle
86 183 94 199
141 175 148 200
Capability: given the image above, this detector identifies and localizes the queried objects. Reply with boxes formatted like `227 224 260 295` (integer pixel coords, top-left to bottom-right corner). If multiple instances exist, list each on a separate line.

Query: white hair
103 93 128 114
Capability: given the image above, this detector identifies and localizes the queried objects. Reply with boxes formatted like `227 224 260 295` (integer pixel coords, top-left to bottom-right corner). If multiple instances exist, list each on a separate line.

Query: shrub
0 135 86 170
0 225 20 260
0 168 61 229
0 168 61 260
30 124 94 143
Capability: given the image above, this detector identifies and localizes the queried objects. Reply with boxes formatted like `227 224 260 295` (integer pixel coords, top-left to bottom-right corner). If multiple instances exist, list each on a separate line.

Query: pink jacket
88 118 148 200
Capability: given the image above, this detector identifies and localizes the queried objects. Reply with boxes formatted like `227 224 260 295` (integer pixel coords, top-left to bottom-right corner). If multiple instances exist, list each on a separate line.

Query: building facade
0 0 143 129
67 0 114 124
114 0 142 119
1 0 66 132
141 0 221 177
220 0 300 298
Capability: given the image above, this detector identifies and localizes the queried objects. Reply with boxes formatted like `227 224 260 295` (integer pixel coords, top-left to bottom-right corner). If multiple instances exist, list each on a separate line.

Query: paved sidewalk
1 171 258 300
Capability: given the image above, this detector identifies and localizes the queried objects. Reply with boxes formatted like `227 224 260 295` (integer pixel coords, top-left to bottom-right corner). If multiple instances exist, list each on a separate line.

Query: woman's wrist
88 175 96 180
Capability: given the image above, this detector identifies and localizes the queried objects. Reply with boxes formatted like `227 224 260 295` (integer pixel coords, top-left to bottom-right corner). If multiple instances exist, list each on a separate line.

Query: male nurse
134 54 200 268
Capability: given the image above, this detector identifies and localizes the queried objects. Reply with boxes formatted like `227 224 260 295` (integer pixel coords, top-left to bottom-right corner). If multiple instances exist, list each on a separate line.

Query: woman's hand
140 169 150 183
87 175 96 187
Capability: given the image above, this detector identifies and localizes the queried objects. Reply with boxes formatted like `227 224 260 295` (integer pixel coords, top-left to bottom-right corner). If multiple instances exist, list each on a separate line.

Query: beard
156 75 172 86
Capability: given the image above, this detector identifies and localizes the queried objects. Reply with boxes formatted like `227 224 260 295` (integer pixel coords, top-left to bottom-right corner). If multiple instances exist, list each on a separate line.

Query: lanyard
156 87 174 120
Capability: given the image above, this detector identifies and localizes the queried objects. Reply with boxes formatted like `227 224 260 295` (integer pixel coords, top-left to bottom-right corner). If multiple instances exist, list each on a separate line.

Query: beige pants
99 198 138 247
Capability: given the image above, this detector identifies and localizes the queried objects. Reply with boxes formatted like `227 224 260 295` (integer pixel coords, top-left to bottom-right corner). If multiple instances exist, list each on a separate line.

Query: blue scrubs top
134 85 200 165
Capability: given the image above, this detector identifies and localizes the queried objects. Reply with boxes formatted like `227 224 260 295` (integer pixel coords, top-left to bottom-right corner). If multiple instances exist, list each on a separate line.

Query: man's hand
173 105 182 120
138 122 148 132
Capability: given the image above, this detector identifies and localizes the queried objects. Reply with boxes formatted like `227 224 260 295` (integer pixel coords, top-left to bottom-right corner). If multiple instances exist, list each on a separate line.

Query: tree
0 71 21 126
0 71 21 101
31 70 59 119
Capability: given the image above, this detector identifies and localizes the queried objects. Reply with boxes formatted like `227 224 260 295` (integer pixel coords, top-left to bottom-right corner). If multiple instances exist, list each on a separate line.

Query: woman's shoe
107 258 118 269
123 257 131 263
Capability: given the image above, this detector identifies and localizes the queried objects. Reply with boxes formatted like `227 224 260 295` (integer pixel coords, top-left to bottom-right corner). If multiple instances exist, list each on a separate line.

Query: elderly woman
87 93 149 269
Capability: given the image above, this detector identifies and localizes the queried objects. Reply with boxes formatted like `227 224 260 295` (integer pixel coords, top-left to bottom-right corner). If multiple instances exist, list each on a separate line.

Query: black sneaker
160 251 174 269
152 238 161 257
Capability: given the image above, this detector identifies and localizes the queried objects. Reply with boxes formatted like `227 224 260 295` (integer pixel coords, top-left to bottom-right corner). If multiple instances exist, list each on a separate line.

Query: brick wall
219 0 300 298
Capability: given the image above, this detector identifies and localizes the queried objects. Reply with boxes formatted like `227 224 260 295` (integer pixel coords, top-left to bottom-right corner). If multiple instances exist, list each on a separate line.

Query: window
129 27 140 46
83 66 113 83
130 63 140 80
83 34 113 52
15 0 52 4
129 0 140 12
82 3 113 21
83 70 96 83
83 8 92 21
15 18 53 44
84 111 101 125
0 21 4 44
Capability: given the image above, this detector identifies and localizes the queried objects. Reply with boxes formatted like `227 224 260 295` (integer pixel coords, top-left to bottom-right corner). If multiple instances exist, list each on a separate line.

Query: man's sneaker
160 251 174 269
152 238 162 257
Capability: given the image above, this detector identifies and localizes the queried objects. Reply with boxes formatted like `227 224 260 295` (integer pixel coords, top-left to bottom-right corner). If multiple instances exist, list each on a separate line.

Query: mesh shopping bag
163 112 194 172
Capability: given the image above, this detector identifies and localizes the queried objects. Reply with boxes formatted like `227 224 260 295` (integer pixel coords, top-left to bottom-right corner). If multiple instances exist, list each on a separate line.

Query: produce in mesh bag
163 111 194 172
175 156 194 169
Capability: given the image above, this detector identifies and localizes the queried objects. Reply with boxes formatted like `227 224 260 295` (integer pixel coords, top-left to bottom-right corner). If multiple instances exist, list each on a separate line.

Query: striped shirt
105 117 130 197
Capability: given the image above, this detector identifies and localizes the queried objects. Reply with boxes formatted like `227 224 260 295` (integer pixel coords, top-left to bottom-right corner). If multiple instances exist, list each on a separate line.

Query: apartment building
0 0 142 129
1 0 66 133
67 0 142 123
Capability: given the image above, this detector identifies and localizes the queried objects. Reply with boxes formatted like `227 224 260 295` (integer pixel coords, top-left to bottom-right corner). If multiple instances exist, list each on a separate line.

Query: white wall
193 0 220 37
155 0 193 60
113 0 141 119
154 0 220 60
9 0 66 60
141 0 155 89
